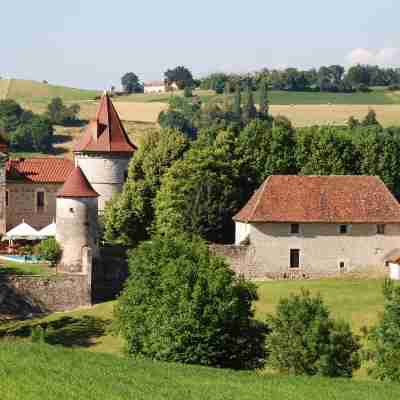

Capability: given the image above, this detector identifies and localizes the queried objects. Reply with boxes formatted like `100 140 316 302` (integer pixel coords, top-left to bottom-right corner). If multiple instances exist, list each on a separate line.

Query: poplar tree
243 84 257 124
233 85 242 122
258 81 269 117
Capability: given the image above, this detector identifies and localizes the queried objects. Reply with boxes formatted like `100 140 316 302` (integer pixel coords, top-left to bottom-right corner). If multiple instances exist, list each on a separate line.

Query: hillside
0 78 99 103
1 343 399 400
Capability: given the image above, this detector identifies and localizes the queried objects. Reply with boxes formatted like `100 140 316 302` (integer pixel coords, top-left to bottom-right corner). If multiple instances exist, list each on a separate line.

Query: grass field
0 79 99 103
0 259 53 276
0 279 386 355
1 342 399 400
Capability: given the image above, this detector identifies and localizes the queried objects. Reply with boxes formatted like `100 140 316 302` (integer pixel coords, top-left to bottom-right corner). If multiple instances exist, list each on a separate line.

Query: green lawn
117 88 400 105
0 342 399 400
0 259 53 276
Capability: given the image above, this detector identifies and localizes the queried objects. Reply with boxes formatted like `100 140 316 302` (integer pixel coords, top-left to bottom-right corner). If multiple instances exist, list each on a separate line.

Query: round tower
56 166 99 273
73 92 137 212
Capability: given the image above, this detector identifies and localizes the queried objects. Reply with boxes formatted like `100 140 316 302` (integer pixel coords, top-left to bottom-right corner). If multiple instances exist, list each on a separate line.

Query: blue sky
1 0 399 89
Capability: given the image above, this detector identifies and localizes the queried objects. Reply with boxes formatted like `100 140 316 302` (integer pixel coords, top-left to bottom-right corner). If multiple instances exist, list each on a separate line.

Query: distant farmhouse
232 175 400 278
143 80 178 94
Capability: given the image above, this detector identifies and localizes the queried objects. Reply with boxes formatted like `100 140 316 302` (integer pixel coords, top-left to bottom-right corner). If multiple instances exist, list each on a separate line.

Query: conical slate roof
57 166 99 198
74 93 137 153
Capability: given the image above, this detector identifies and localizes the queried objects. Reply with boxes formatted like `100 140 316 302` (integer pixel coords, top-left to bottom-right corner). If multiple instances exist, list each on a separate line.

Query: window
36 191 45 213
5 190 8 207
124 170 128 182
339 225 348 235
290 249 300 269
339 261 345 271
290 223 300 234
377 224 385 235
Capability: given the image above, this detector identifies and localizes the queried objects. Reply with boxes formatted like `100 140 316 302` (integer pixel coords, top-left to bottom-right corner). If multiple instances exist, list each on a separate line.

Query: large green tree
121 72 143 94
103 128 189 247
164 66 195 90
115 234 267 370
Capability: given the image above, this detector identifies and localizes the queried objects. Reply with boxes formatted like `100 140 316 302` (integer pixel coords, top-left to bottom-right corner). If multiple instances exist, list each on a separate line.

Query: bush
115 235 267 370
366 279 400 381
36 238 61 266
266 290 361 377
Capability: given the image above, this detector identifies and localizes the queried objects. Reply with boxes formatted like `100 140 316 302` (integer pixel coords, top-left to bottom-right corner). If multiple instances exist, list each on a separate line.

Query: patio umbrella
37 222 56 238
2 220 40 241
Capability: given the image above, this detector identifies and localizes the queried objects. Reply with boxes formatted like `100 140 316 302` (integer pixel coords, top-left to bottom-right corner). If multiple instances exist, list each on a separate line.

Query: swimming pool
0 255 42 263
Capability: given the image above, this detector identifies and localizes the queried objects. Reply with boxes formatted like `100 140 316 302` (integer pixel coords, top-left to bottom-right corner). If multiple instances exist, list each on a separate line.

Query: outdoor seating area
1 220 55 255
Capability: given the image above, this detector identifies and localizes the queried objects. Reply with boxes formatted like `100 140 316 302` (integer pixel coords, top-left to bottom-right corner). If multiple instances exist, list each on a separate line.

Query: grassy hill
0 79 99 103
1 342 399 400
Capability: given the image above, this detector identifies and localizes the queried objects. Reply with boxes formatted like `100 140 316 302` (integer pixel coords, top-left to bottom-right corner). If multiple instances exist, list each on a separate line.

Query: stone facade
0 274 91 316
227 222 399 279
75 153 130 212
56 197 99 273
6 182 61 231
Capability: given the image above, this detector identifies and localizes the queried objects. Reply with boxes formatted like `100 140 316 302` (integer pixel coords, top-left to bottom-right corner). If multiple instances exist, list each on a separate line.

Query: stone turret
56 166 99 274
73 92 137 212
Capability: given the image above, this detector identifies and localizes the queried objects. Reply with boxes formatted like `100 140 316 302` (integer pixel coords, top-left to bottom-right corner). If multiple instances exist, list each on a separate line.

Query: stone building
233 175 400 278
5 158 74 231
73 93 137 212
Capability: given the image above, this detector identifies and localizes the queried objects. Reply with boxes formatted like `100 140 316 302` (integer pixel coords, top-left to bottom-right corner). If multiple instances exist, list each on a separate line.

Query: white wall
248 222 400 275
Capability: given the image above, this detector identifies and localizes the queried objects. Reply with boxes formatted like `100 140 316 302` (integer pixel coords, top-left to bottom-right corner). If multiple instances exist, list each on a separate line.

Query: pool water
0 255 42 263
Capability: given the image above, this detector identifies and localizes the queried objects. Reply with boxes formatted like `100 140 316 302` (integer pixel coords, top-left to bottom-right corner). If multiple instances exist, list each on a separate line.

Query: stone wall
0 274 91 318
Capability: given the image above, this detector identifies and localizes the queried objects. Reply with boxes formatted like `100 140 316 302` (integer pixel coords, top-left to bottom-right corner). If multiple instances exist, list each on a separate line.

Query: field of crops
1 342 399 400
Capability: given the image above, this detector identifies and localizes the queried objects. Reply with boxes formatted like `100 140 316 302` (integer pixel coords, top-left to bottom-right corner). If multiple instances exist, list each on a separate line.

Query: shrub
366 279 400 382
36 238 61 266
30 326 46 343
115 235 267 370
266 290 361 377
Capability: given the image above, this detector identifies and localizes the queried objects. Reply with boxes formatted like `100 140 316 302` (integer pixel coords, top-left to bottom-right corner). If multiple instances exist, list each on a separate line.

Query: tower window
290 223 300 234
36 191 45 213
377 224 385 235
5 190 9 207
339 225 348 235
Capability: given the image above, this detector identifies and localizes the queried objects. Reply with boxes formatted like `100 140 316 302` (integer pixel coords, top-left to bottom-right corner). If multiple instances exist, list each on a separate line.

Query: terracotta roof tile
234 175 400 224
74 93 137 153
6 158 74 183
57 166 99 198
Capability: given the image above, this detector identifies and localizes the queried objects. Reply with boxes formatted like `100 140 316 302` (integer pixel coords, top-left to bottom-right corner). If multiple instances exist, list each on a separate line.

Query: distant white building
143 81 178 94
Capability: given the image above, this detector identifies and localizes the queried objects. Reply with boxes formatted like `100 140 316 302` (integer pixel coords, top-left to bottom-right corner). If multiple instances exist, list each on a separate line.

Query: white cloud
347 47 400 66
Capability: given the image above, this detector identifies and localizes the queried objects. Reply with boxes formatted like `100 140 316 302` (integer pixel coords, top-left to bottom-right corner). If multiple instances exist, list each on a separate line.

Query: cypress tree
259 81 269 117
233 85 242 122
243 84 257 123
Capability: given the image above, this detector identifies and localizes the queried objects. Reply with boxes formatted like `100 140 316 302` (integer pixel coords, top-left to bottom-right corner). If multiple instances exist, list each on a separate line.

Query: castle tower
56 166 99 273
73 92 137 212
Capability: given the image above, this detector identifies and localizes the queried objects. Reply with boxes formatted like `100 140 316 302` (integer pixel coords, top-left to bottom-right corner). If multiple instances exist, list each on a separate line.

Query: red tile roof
234 175 400 224
6 158 74 183
57 166 99 198
74 93 137 153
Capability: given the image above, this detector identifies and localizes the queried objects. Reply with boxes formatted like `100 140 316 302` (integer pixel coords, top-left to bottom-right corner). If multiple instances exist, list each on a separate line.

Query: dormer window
290 223 300 234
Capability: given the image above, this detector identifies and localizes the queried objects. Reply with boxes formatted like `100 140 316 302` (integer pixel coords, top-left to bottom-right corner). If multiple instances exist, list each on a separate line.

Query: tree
164 66 195 90
155 131 241 243
347 116 360 129
35 238 61 266
121 72 143 94
115 234 267 370
362 109 381 127
233 85 242 122
258 81 269 117
183 85 193 98
0 99 24 134
45 97 80 126
266 290 361 377
367 280 400 381
103 128 189 247
242 85 257 124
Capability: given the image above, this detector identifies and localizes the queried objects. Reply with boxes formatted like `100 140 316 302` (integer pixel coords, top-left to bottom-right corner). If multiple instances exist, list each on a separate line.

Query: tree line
200 64 400 94
0 98 80 152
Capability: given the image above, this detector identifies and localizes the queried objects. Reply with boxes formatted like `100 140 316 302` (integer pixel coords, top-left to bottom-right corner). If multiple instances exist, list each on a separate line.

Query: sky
1 0 399 89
